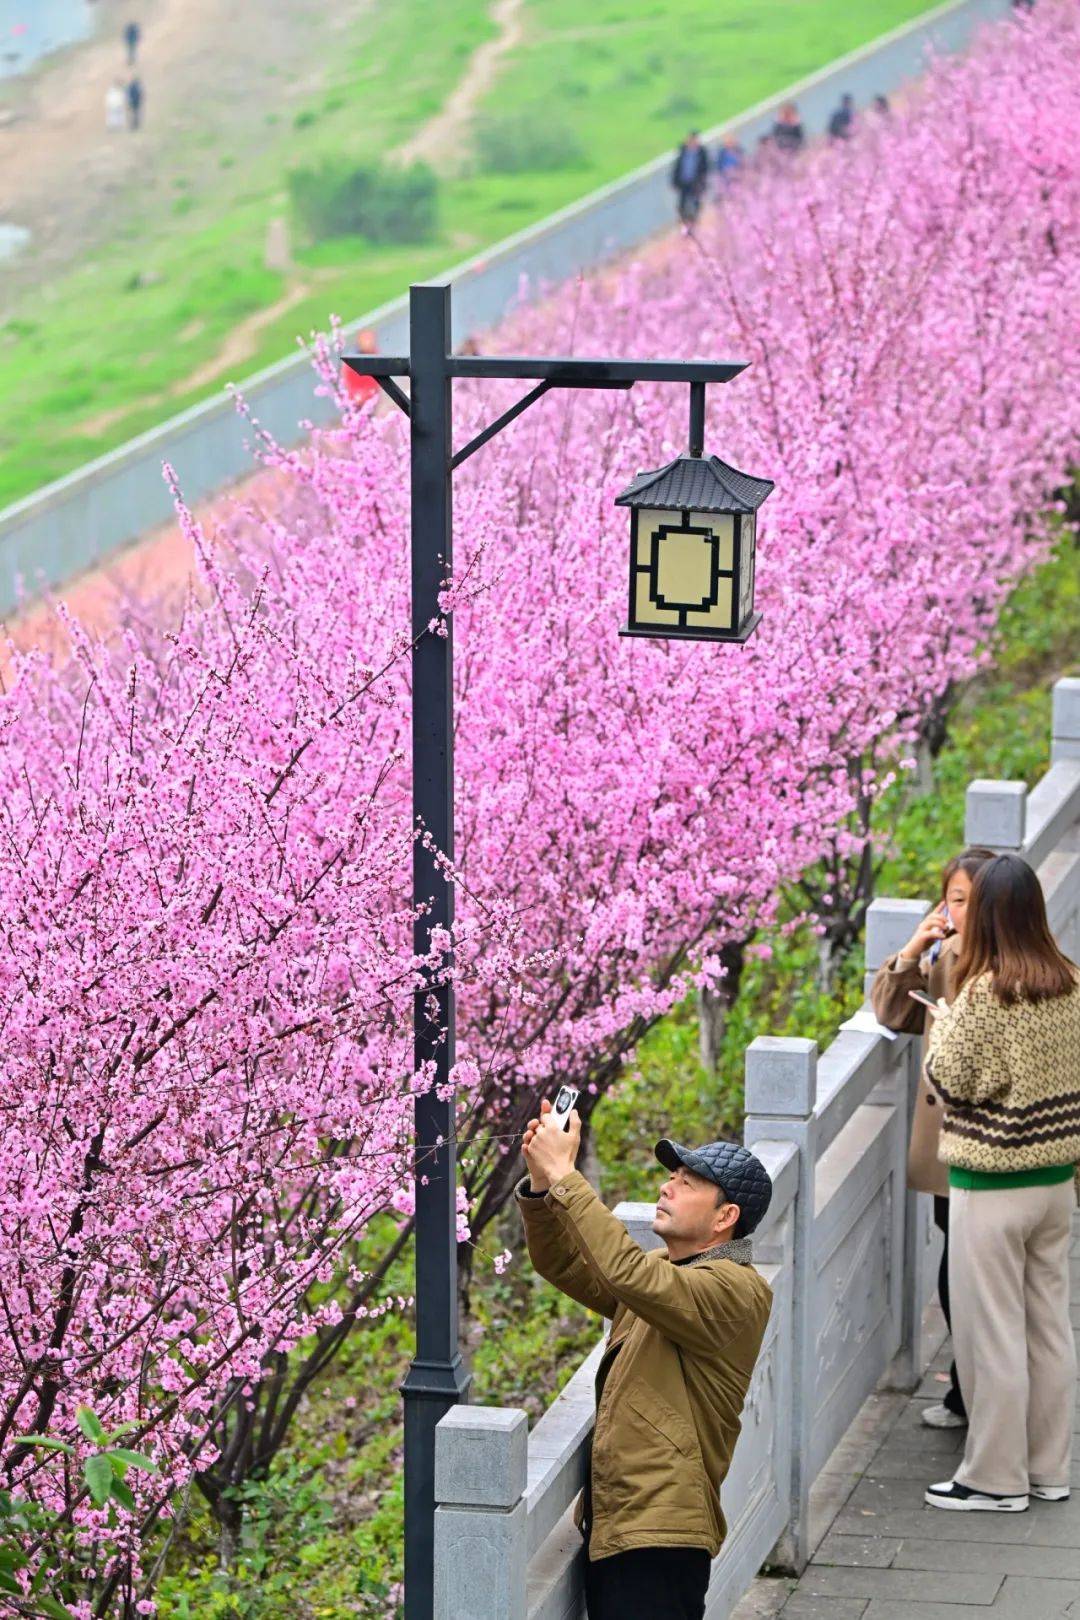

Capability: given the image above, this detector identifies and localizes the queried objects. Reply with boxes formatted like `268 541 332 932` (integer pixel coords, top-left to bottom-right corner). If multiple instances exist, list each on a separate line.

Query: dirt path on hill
395 0 526 172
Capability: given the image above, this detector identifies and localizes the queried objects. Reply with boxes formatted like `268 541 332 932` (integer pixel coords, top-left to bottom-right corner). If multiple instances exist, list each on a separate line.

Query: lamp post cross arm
344 349 747 462
447 355 748 384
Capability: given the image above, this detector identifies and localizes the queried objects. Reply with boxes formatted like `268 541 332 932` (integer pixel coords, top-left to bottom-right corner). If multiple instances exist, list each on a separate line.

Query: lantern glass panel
634 570 681 628
629 509 740 636
635 508 668 569
738 513 756 627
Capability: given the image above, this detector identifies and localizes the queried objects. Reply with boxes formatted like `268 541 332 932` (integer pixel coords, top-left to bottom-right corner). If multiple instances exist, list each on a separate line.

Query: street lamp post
345 279 764 1620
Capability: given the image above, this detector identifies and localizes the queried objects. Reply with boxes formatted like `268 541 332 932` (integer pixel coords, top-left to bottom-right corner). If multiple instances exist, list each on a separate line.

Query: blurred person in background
924 854 1080 1512
714 134 744 196
872 846 996 1429
771 101 804 154
670 131 708 224
343 328 379 408
124 20 140 65
828 91 856 140
127 75 144 131
105 79 127 132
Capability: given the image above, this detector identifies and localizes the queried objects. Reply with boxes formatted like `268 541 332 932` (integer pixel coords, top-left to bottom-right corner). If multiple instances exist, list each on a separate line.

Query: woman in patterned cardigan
924 853 1080 1513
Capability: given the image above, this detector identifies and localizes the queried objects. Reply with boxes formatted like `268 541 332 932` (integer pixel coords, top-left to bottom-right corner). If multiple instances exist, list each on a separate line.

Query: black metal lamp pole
345 281 746 1620
400 283 468 1620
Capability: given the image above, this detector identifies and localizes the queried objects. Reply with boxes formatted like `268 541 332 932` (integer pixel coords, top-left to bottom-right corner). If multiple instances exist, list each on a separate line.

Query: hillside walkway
735 1219 1080 1619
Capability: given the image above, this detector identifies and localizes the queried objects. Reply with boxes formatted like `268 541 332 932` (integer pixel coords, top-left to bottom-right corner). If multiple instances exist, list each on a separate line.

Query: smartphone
908 989 942 1015
550 1085 580 1131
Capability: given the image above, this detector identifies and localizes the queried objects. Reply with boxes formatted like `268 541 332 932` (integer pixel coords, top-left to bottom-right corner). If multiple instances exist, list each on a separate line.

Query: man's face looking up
652 1164 741 1261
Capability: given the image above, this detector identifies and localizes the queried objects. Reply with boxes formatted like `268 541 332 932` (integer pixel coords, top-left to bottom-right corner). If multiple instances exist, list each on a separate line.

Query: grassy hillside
0 0 940 508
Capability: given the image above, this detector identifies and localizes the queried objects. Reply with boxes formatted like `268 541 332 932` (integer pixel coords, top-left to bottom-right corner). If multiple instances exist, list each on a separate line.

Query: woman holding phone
923 854 1080 1511
871 846 995 1428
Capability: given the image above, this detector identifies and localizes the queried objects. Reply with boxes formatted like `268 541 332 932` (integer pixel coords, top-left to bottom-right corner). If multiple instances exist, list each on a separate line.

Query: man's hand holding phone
523 1090 582 1193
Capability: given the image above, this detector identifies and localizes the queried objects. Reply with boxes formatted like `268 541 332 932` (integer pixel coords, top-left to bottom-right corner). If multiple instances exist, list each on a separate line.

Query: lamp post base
402 1353 472 1620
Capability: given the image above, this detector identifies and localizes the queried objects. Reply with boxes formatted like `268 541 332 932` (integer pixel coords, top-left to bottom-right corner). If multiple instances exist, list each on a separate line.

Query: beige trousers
950 1181 1076 1496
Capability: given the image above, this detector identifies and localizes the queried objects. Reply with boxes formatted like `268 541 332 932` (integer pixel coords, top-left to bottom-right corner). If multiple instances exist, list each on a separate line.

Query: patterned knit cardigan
926 971 1080 1174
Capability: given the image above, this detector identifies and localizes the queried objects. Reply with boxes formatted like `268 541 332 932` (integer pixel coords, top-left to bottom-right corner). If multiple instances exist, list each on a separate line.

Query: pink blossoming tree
1 4 1077 1612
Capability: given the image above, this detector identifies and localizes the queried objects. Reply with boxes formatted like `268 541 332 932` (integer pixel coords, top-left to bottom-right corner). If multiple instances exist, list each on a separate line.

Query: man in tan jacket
518 1101 773 1620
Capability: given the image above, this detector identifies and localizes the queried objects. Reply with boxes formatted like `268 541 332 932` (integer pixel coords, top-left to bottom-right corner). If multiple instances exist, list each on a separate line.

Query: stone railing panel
810 1102 904 1476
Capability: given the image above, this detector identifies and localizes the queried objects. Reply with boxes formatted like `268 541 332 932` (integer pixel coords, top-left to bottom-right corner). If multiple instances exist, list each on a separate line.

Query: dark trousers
934 1195 967 1418
584 1546 711 1620
676 186 702 224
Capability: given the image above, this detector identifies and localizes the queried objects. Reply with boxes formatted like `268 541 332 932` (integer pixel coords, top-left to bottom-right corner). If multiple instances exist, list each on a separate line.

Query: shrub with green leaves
473 109 586 173
2 1407 157 1619
287 159 438 243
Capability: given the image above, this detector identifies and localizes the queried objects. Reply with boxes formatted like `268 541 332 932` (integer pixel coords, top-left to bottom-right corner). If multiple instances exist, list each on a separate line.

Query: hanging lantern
615 451 774 644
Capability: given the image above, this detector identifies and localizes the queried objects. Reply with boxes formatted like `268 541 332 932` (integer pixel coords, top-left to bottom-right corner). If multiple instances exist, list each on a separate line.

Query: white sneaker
925 1479 1028 1512
920 1403 967 1429
1030 1484 1070 1501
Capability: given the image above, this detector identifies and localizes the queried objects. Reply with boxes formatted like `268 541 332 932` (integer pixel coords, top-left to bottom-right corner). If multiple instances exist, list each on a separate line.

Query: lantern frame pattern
615 453 774 643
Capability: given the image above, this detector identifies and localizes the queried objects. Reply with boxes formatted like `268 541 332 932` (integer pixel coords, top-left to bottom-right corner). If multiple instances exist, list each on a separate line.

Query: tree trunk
698 940 748 1072
578 1119 602 1192
215 1489 243 1571
816 931 838 995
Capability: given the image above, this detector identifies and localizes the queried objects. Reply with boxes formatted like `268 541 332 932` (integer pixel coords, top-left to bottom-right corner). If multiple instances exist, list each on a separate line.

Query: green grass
154 532 1079 1616
1 0 942 509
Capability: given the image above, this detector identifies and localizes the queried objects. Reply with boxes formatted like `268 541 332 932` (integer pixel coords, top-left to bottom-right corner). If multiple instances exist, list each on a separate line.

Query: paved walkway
735 1220 1080 1619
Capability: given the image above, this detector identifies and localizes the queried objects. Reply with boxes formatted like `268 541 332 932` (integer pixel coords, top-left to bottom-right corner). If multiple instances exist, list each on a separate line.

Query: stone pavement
733 1221 1080 1619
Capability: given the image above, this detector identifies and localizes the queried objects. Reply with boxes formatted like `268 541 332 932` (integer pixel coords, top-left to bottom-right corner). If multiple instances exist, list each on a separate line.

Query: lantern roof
615 454 774 514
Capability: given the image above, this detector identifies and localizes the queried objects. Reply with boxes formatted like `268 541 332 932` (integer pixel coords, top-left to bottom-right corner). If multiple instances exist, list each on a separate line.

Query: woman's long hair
956 853 1078 1005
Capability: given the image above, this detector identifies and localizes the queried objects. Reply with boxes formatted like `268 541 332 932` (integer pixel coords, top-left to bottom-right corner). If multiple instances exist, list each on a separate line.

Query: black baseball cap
655 1138 773 1237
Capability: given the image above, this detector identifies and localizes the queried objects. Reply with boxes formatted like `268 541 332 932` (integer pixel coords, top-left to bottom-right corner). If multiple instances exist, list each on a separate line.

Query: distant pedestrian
754 131 776 167
127 76 143 131
771 101 804 155
343 327 379 408
124 20 140 65
670 130 708 225
714 134 744 195
105 80 126 132
873 93 890 116
828 92 855 141
924 854 1080 1514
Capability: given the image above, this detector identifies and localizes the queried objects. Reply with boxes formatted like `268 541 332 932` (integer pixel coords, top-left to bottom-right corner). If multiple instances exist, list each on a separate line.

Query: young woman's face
944 869 974 937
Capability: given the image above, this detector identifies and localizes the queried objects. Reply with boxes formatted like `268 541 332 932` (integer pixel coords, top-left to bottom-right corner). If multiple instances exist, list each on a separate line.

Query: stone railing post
744 1035 817 1573
864 895 936 1387
864 895 930 999
612 1201 665 1253
434 1406 529 1620
965 778 1026 852
1052 677 1080 763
